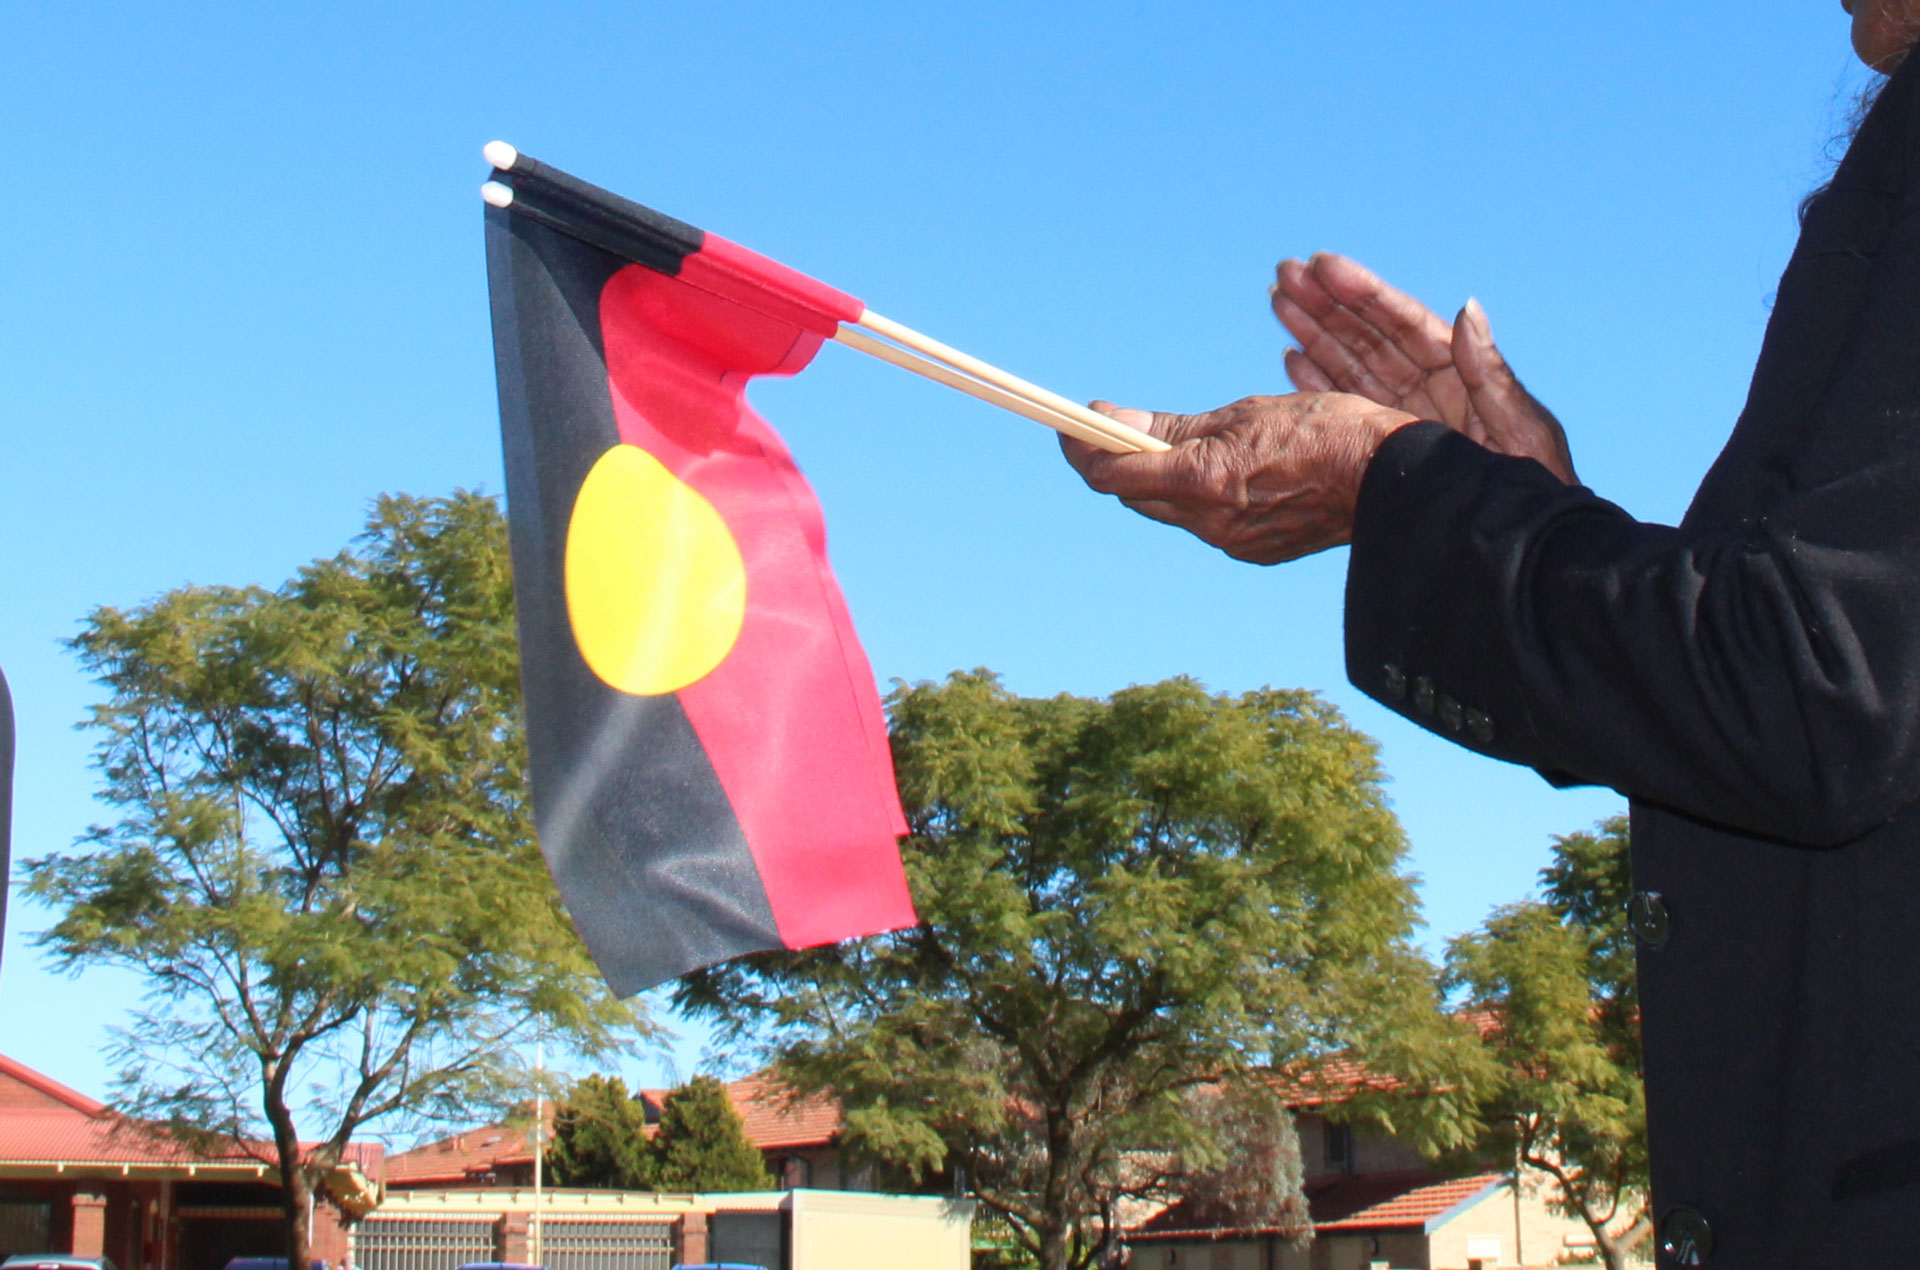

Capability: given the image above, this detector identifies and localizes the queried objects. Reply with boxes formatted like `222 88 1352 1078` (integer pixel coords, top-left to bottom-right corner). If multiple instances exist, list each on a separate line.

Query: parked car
222 1259 326 1270
1 1257 118 1270
671 1264 771 1270
455 1263 544 1270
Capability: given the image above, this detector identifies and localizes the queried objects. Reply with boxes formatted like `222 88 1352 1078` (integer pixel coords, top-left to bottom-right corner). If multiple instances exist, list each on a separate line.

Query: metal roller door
354 1216 496 1270
541 1218 674 1270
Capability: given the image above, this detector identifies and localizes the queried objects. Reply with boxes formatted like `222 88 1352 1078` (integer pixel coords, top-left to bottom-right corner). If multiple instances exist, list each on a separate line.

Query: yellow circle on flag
565 444 747 695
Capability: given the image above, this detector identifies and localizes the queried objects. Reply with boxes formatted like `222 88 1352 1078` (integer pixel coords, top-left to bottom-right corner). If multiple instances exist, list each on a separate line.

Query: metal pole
1513 1147 1525 1268
532 1038 544 1264
1 664 14 969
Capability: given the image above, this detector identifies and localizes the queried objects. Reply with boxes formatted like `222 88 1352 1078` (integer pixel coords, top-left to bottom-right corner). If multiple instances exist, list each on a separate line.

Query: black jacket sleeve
1344 78 1920 848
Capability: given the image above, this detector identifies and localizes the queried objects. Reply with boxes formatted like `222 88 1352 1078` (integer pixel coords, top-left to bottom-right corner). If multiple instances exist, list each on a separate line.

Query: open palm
1272 253 1577 485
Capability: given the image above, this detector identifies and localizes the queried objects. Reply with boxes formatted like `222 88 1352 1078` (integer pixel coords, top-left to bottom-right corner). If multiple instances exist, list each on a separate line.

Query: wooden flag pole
832 327 1150 453
845 311 1169 454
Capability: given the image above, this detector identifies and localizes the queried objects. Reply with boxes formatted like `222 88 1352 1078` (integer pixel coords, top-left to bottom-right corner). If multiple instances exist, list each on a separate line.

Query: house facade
0 1054 381 1270
1128 1108 1616 1270
384 1071 867 1194
353 1187 971 1270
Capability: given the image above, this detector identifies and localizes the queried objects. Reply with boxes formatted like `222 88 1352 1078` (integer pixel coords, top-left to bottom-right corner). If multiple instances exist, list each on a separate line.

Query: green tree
547 1074 654 1190
1444 816 1649 1270
25 492 649 1270
648 1075 770 1192
1171 1083 1311 1242
678 672 1484 1270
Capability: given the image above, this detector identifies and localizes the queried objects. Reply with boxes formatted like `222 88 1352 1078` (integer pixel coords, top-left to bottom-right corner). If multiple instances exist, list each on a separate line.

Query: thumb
1451 298 1526 424
1090 400 1206 446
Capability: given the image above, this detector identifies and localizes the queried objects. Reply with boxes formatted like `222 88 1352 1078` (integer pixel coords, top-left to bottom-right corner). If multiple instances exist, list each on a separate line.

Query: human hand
1271 253 1577 485
1060 393 1419 564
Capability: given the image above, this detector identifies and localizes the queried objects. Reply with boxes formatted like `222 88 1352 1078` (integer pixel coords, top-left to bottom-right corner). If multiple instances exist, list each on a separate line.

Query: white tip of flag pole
480 181 514 209
483 140 519 171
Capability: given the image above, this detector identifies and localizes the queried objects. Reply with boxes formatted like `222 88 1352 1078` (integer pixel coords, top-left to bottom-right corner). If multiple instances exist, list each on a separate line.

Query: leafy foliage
678 671 1482 1270
26 492 649 1267
1444 815 1649 1270
547 1074 654 1190
648 1075 770 1192
1172 1082 1310 1240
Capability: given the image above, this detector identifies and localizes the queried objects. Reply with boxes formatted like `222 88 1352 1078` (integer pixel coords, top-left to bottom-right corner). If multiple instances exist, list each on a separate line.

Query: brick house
1126 1069 1616 1270
0 1053 381 1270
384 1071 864 1193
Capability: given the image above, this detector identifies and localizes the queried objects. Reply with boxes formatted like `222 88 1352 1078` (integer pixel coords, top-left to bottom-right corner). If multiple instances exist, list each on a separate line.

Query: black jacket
1345 54 1920 1269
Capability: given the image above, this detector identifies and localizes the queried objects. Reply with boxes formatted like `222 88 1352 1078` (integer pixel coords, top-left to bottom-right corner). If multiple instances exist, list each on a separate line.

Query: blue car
2 1257 119 1270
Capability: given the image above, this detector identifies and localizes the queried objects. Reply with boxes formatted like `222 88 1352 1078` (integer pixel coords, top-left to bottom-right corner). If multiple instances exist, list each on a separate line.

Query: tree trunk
263 1059 314 1270
1038 1106 1076 1270
1038 1222 1072 1270
281 1166 313 1270
1597 1215 1653 1270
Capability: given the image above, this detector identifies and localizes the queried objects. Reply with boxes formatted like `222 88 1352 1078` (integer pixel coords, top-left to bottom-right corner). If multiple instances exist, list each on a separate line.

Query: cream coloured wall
364 1187 974 1270
1128 1177 1617 1270
785 1189 972 1270
1422 1174 1634 1269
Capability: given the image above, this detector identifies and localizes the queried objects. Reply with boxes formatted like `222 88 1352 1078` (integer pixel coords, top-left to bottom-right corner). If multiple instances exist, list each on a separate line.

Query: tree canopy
26 492 649 1268
648 1075 770 1192
1444 815 1649 1270
546 1073 654 1191
678 671 1482 1270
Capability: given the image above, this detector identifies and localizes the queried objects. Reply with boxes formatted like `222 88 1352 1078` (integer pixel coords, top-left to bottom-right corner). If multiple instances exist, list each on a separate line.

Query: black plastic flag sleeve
0 664 12 969
483 148 917 996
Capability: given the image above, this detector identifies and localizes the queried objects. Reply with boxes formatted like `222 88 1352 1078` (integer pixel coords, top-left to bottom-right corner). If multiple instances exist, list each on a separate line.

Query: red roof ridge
0 1053 108 1116
1132 1169 1507 1241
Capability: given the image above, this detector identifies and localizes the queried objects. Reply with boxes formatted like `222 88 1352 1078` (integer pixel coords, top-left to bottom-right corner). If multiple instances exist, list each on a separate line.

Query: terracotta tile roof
384 1109 547 1186
389 1070 844 1185
723 1072 841 1151
1130 1170 1504 1241
1264 1011 1502 1111
1312 1170 1503 1232
0 1109 235 1166
0 1052 383 1186
0 1054 108 1115
1265 1055 1409 1110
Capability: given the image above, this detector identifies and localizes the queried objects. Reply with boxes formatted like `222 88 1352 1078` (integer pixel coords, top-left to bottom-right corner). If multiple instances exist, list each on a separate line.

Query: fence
354 1216 496 1270
540 1218 675 1270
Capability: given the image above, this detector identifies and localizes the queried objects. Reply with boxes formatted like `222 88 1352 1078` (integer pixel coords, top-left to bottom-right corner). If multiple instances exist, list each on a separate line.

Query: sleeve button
1413 677 1436 715
1466 709 1494 743
1438 695 1464 731
1382 663 1408 701
1630 890 1671 949
1658 1207 1712 1266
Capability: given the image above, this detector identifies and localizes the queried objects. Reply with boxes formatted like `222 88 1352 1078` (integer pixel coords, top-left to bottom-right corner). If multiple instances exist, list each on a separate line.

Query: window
0 1201 51 1260
1325 1121 1352 1173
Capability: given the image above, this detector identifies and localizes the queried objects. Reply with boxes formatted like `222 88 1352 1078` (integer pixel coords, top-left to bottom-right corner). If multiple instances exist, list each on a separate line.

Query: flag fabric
484 149 916 996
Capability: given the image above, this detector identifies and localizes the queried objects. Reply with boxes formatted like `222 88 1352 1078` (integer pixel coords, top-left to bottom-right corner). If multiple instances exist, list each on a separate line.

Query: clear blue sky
0 2 1875 1112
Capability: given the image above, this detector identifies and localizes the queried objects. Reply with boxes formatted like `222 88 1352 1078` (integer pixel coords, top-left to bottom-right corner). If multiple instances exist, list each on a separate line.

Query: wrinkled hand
1271 253 1577 485
1061 393 1419 564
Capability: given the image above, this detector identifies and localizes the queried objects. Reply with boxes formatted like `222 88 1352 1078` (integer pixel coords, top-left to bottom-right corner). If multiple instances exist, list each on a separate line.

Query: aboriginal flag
483 146 915 995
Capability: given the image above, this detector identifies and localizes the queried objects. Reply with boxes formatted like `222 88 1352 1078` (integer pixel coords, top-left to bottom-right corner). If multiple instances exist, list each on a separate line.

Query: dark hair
1800 75 1890 224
